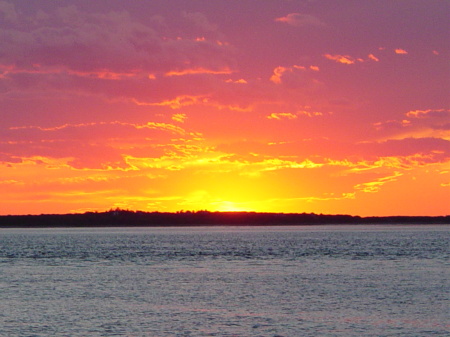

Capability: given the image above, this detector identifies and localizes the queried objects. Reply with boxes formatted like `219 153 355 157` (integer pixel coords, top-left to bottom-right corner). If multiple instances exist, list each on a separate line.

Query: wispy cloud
275 13 325 27
354 172 402 193
324 53 381 65
164 67 233 77
406 109 449 119
0 5 235 79
324 54 355 65
269 65 319 87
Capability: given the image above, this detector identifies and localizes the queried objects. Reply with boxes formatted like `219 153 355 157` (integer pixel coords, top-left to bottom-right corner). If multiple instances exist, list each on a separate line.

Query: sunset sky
0 0 448 216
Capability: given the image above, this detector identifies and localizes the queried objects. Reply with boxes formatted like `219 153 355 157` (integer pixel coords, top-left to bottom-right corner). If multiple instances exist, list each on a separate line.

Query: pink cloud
0 5 235 75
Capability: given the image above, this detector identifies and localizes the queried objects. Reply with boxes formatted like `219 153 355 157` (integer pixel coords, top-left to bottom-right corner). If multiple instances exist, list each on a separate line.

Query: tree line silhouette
0 209 448 227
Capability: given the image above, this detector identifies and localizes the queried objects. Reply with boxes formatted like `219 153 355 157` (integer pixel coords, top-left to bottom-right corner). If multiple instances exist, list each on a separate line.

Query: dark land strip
0 210 449 227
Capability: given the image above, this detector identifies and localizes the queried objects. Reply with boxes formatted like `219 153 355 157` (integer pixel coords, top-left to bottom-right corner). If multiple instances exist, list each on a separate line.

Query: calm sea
0 225 448 337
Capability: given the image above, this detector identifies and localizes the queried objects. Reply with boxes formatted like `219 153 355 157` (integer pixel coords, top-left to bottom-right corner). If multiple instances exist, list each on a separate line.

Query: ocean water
0 225 448 337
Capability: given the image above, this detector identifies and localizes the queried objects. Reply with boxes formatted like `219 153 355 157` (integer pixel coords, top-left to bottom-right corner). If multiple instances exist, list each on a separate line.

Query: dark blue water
0 225 448 336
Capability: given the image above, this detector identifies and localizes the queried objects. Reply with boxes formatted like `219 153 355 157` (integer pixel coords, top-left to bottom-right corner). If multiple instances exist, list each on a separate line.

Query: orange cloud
172 113 187 123
225 78 248 84
406 109 449 119
269 65 319 87
297 110 329 117
267 113 298 120
354 172 402 193
324 54 355 65
368 54 379 62
395 48 408 54
132 95 205 109
267 109 330 120
0 121 196 170
324 52 381 64
270 66 290 84
373 119 411 130
165 67 233 77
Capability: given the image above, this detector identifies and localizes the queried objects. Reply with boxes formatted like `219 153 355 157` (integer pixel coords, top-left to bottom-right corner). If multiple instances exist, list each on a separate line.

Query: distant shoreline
1 210 449 228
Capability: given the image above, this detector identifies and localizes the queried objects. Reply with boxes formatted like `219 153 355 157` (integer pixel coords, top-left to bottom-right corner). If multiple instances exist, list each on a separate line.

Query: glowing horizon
0 0 448 216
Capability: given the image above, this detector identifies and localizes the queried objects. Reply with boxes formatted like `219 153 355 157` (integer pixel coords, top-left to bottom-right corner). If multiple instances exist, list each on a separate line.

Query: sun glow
212 201 254 212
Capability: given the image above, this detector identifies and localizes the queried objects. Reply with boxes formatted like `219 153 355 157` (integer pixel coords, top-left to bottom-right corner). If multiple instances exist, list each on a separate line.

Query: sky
0 0 449 216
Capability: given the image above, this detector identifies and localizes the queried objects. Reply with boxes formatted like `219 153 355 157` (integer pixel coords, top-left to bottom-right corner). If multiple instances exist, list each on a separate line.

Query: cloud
324 54 355 65
368 54 379 62
270 66 290 84
324 52 381 65
0 121 197 169
0 4 329 120
267 113 298 120
0 5 235 75
406 109 450 119
357 138 450 161
373 119 411 130
132 95 206 109
270 65 319 87
354 172 402 193
395 48 408 55
225 78 248 84
275 13 325 27
164 67 233 77
182 11 218 32
372 108 450 141
172 113 187 123
267 110 330 120
215 137 450 171
0 4 243 111
0 1 17 22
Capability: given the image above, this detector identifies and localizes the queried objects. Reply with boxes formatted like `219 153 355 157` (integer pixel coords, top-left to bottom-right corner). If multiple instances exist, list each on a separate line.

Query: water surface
1 225 448 336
